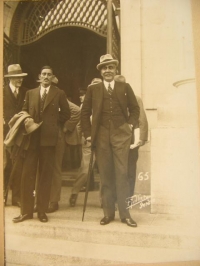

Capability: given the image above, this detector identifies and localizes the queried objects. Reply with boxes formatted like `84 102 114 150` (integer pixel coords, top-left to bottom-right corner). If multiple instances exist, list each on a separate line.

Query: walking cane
82 148 94 221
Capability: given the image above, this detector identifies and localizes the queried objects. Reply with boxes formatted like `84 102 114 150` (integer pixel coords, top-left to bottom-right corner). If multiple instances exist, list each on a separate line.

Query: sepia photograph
1 0 200 265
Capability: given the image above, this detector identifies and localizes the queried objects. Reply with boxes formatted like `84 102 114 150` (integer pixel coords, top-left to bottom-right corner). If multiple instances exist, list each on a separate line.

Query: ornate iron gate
10 0 120 61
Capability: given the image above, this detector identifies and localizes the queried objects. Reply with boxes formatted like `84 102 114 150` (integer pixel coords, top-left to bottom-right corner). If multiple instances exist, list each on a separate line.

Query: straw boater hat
96 54 119 70
24 118 43 135
4 64 28 78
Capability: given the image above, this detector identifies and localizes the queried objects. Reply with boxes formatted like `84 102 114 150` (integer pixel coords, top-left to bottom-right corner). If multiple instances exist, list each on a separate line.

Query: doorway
20 27 106 105
18 27 106 170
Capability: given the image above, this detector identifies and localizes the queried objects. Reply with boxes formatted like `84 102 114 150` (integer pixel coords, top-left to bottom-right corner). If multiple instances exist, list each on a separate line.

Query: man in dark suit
81 54 140 227
3 64 28 207
12 66 70 223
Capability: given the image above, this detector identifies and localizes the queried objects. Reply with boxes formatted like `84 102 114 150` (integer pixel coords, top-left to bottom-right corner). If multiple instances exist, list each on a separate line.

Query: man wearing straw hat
81 54 140 227
3 64 28 207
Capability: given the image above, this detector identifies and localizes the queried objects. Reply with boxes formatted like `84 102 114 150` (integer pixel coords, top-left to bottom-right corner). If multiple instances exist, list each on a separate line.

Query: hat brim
4 73 28 78
23 121 43 135
97 60 119 70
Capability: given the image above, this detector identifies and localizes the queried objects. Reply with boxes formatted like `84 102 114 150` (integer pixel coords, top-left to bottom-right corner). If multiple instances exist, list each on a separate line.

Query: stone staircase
4 184 200 266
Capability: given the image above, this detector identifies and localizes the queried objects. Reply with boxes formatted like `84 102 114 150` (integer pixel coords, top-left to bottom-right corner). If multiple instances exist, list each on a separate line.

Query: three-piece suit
21 85 70 215
81 81 139 219
3 84 27 203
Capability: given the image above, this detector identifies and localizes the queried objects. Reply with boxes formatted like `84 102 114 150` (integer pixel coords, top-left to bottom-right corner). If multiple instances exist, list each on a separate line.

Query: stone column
150 0 200 215
120 0 142 96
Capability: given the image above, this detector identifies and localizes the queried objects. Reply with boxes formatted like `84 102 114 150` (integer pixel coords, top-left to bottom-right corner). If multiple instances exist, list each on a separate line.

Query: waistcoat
100 87 126 129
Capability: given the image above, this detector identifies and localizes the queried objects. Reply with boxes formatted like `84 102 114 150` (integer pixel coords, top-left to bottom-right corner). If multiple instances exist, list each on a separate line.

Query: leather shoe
69 194 78 207
38 212 48 223
46 202 59 213
121 218 137 227
12 214 33 223
100 216 114 225
12 201 21 207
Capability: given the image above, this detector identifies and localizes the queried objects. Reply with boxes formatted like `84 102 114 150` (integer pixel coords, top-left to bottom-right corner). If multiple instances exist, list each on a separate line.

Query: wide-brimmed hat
96 54 119 70
4 64 28 78
24 118 43 135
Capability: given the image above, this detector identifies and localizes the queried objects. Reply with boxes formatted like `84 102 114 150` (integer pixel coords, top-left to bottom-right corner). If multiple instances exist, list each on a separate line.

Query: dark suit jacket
22 85 70 146
63 101 82 145
81 81 140 147
3 85 27 137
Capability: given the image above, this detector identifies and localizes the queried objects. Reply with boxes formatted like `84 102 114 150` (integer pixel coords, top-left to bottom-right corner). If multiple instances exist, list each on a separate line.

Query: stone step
4 188 200 265
5 234 200 266
5 190 200 250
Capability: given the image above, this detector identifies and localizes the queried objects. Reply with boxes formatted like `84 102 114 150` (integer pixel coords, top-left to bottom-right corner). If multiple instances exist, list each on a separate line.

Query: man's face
39 68 54 87
79 95 85 103
100 63 117 82
10 77 24 88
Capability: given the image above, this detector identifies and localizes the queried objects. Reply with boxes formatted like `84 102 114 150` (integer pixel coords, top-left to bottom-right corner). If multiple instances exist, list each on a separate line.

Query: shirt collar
40 85 50 96
9 82 19 94
103 80 115 90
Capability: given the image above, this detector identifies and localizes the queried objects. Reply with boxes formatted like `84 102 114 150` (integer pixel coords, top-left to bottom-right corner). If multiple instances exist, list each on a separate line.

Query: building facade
3 0 200 216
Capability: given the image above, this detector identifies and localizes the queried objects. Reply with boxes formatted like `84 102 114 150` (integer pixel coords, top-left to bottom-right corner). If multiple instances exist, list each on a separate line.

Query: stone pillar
150 0 200 215
120 0 141 96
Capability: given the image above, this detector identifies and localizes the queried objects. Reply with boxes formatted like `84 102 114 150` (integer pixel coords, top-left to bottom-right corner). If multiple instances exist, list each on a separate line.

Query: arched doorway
20 27 106 105
5 0 120 170
7 0 120 105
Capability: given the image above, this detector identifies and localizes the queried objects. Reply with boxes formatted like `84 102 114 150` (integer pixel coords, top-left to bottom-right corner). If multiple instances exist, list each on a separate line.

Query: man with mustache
12 66 70 223
81 54 140 227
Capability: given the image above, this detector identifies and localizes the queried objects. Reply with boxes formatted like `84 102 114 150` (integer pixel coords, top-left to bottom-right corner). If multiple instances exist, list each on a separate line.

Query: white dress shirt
40 86 50 97
9 83 19 95
103 80 115 91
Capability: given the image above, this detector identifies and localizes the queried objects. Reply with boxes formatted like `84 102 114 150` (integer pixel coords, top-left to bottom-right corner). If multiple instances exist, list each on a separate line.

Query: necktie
41 89 47 101
108 83 113 95
13 88 18 99
41 89 47 109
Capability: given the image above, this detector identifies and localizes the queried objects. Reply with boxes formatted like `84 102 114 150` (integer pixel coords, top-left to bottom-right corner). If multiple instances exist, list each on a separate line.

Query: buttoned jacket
3 84 27 137
81 81 140 147
22 85 70 146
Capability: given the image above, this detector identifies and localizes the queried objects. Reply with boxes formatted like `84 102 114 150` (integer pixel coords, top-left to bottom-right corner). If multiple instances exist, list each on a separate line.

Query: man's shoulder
68 101 80 110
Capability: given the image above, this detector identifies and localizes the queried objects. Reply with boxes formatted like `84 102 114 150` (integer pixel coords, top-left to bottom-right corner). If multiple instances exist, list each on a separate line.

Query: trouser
49 129 65 203
95 122 132 219
20 146 55 215
71 137 94 194
4 145 21 204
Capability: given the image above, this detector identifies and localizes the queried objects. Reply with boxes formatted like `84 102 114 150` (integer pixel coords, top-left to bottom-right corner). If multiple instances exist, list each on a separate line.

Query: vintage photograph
2 0 200 265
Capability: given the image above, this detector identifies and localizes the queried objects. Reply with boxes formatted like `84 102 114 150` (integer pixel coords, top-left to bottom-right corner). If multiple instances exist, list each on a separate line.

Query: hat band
8 70 23 75
101 59 114 63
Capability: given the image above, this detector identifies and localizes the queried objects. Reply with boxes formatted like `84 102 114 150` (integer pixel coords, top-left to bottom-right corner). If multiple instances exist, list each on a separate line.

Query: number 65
138 172 149 181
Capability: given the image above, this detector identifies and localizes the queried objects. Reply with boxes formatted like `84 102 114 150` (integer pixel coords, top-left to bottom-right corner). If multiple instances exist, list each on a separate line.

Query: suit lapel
114 82 128 118
33 87 41 112
7 85 17 105
43 85 58 111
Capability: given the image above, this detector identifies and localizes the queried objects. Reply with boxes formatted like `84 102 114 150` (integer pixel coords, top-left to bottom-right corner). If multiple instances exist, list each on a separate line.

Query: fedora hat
24 118 43 135
4 64 28 78
96 54 119 70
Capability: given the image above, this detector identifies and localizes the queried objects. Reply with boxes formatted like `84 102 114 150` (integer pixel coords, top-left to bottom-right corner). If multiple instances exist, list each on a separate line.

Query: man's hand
136 140 145 146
